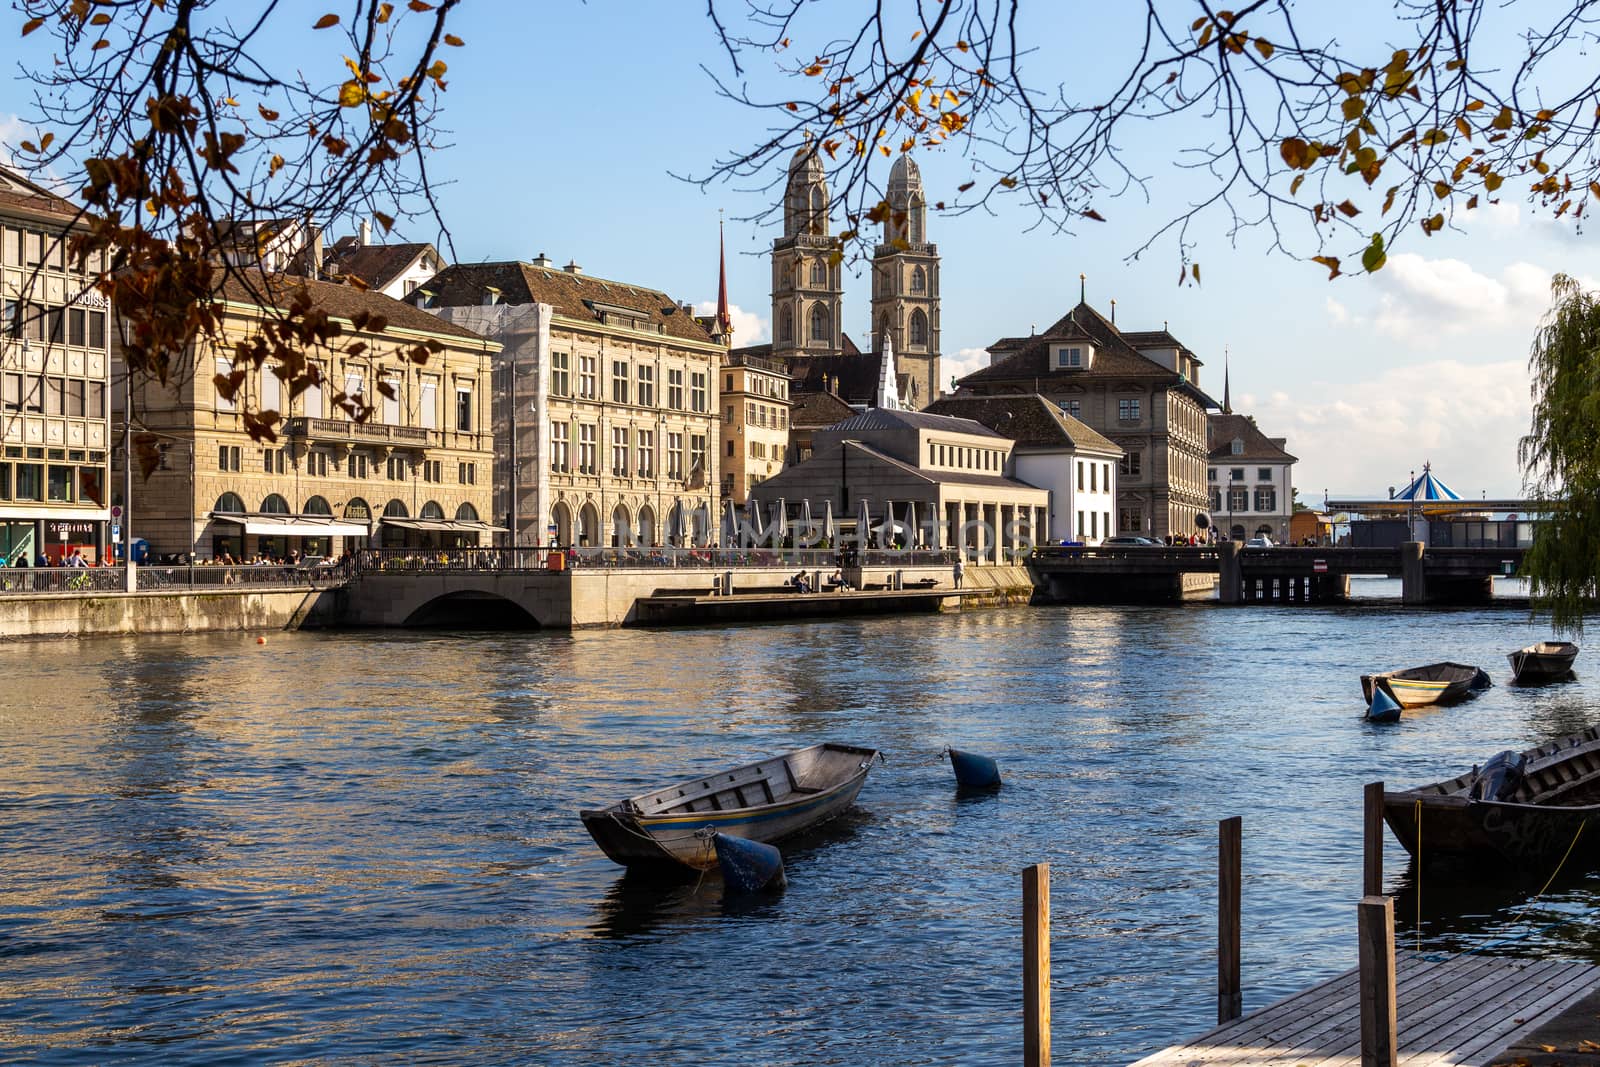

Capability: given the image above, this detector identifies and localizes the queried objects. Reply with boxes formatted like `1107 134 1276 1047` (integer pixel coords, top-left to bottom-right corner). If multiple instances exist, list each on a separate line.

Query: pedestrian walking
953 556 965 589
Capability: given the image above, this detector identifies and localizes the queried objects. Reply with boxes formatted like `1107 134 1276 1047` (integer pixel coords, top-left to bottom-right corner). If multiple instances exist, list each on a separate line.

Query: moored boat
1384 725 1600 871
1359 662 1491 709
1508 641 1579 684
580 742 882 872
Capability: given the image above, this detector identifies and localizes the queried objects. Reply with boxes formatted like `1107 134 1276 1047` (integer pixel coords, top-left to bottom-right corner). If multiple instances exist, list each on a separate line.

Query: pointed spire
1079 272 1086 304
1222 347 1232 415
716 214 732 342
876 329 901 410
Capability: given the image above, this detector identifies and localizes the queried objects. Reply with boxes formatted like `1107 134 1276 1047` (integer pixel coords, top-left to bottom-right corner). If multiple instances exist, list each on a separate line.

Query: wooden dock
633 587 983 625
1129 950 1600 1067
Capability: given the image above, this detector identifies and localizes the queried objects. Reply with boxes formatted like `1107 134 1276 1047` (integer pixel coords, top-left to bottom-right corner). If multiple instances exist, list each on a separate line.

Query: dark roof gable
924 393 1122 455
1207 413 1297 463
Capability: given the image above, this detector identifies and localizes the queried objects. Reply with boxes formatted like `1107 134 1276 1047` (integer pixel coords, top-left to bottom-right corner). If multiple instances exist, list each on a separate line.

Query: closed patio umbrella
904 500 918 549
773 498 788 547
857 498 871 551
801 499 814 547
723 499 738 548
823 500 836 546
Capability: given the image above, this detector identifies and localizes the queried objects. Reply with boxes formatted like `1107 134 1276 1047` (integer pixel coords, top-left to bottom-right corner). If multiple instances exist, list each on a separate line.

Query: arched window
809 303 831 345
808 186 825 232
909 308 928 347
303 495 332 515
779 305 793 344
383 499 409 518
910 265 926 293
260 493 289 514
809 259 827 287
213 492 245 514
420 500 445 520
345 498 370 521
780 264 792 288
455 502 479 521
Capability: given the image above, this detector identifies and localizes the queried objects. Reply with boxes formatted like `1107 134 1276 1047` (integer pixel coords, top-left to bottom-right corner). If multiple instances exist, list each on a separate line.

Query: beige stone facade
116 275 498 561
0 166 113 563
416 260 724 548
720 351 791 505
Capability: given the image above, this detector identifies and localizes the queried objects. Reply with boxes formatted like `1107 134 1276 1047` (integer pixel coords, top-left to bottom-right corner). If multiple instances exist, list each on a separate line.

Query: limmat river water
3 588 1598 1065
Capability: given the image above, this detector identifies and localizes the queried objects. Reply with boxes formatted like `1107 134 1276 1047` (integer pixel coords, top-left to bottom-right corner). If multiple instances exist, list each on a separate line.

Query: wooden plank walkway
1129 951 1600 1067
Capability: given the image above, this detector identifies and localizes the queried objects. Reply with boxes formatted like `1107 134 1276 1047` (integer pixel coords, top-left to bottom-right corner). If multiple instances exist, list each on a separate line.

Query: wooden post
1364 781 1385 898
1218 816 1243 1023
1023 863 1051 1067
1358 895 1399 1067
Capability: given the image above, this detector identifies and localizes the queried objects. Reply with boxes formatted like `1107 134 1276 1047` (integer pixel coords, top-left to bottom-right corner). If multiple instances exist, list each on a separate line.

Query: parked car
1245 536 1274 548
1103 535 1159 547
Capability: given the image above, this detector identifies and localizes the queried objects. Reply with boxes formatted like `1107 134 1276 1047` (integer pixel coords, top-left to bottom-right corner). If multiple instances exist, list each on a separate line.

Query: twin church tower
764 144 942 409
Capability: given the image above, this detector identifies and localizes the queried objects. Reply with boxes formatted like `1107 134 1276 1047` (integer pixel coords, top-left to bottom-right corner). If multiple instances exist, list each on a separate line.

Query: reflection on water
0 604 1595 1064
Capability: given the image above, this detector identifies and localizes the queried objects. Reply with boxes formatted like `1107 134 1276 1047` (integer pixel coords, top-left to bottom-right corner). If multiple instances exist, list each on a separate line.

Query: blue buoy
712 833 786 894
947 747 1002 790
1368 685 1402 723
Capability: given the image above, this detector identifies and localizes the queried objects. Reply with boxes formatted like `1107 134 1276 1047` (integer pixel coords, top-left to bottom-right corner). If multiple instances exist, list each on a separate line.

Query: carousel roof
1393 462 1461 502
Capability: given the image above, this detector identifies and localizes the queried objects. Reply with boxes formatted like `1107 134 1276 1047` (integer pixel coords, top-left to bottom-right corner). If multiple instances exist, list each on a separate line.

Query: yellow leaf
339 81 365 107
1312 255 1341 279
268 154 284 176
1255 38 1273 59
222 97 238 107
91 38 108 49
377 3 394 23
408 0 435 11
39 132 53 152
1484 172 1503 192
1342 97 1364 121
1454 116 1472 141
444 33 464 46
1464 99 1485 111
1490 106 1513 130
313 13 339 29
997 175 1017 188
956 39 969 52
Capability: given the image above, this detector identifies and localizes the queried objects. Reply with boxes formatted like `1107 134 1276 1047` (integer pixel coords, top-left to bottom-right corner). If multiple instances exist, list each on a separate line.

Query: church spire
876 329 901 410
715 216 732 342
1223 348 1232 414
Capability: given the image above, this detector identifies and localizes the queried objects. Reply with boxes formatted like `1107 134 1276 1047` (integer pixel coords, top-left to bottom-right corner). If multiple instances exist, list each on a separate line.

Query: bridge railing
0 564 344 594
1030 545 1222 564
353 546 964 573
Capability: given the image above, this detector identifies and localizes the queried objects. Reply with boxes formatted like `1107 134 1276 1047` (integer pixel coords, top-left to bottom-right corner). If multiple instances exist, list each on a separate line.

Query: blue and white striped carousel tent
1393 462 1461 502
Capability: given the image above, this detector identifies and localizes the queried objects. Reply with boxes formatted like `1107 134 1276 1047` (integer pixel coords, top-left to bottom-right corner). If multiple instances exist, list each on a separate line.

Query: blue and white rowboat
580 742 882 872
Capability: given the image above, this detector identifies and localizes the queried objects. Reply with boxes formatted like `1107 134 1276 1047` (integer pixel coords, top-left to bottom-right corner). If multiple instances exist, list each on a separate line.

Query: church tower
870 155 941 408
771 138 843 361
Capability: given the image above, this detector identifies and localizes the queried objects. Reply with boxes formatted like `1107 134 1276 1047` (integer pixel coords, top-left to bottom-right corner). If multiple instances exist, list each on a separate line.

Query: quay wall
0 587 344 642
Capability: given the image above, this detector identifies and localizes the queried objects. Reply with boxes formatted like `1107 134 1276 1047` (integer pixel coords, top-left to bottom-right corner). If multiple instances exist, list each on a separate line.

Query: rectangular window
302 366 323 419
1254 487 1277 512
1209 487 1222 511
636 429 654 478
87 311 106 350
1231 467 1245 482
578 356 597 400
549 421 570 473
1118 398 1140 422
0 227 17 264
636 365 654 407
690 434 707 479
612 360 630 404
15 463 42 501
1090 511 1098 538
451 384 471 432
1089 463 1097 492
1077 510 1085 536
386 455 408 481
1 373 18 412
578 423 596 474
46 465 72 502
666 368 684 410
1076 461 1084 491
419 378 438 430
1063 400 1081 417
1119 452 1141 477
459 461 476 485
308 451 328 477
667 432 684 480
1258 468 1272 482
262 367 282 414
343 370 365 415
1207 467 1217 482
23 231 41 266
0 462 10 499
550 352 570 397
22 375 42 414
1119 508 1140 533
68 308 85 347
691 372 708 413
46 307 64 345
44 376 64 416
1229 487 1249 511
382 377 401 425
611 426 630 476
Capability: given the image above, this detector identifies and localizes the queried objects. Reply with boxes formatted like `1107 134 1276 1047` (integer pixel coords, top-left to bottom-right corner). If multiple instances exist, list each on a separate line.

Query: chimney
564 260 583 274
358 218 371 246
309 221 324 278
531 252 553 268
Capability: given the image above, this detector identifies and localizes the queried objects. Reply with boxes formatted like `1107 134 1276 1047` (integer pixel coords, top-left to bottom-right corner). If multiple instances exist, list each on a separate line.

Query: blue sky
5 1 1582 500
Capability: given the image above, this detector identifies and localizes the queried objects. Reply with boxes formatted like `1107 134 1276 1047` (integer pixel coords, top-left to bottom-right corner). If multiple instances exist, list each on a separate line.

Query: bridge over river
1026 541 1526 606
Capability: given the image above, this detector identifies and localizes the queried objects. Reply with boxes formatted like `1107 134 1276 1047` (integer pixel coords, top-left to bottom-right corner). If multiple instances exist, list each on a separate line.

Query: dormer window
1230 438 1244 455
1054 344 1092 370
482 285 501 307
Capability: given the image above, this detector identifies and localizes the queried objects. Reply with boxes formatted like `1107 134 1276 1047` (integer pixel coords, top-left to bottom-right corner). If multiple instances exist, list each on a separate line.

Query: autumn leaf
313 13 340 29
997 175 1017 188
443 34 464 47
21 16 44 35
1312 255 1341 279
1082 208 1106 221
373 211 394 232
957 180 975 192
1361 232 1387 272
259 104 280 122
1336 199 1360 217
1191 263 1201 284
1254 38 1274 59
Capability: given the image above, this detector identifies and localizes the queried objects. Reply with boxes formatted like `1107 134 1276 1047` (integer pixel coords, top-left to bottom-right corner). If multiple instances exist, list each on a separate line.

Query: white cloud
943 346 992 389
1248 359 1530 499
1369 254 1564 347
1324 296 1350 326
693 300 768 345
1459 200 1522 234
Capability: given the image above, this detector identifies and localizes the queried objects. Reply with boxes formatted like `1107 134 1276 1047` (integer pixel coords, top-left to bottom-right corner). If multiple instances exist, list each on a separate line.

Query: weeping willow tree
1519 275 1600 636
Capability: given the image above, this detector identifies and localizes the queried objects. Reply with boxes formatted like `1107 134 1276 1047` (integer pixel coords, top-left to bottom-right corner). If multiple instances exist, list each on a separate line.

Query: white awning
212 513 371 537
380 517 508 533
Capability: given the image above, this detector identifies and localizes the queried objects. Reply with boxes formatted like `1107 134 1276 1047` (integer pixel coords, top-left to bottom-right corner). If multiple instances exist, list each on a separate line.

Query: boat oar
1367 685 1402 723
711 832 787 894
944 746 1002 790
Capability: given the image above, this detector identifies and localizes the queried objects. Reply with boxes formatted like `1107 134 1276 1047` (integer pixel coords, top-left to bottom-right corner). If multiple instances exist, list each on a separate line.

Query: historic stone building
116 274 499 561
720 350 791 505
415 258 724 548
1208 410 1297 543
0 165 113 563
958 300 1216 540
735 144 942 411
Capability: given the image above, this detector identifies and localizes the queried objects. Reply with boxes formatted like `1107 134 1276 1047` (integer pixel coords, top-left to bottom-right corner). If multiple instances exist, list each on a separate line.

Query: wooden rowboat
1385 724 1600 872
1507 641 1579 684
1359 662 1491 709
580 742 881 872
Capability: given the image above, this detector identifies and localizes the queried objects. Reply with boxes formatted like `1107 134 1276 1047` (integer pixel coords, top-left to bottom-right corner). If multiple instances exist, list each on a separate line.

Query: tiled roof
789 388 856 429
841 440 1039 491
292 238 439 292
826 406 1004 439
414 261 715 344
1207 412 1297 463
963 301 1183 386
925 393 1122 455
0 165 81 220
214 272 487 343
